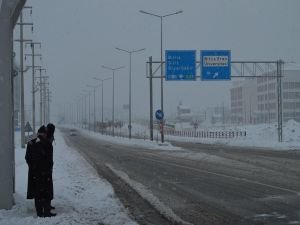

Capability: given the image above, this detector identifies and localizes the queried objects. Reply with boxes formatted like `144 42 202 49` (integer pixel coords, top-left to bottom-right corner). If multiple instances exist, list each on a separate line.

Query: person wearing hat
25 125 56 217
25 126 46 201
45 123 56 214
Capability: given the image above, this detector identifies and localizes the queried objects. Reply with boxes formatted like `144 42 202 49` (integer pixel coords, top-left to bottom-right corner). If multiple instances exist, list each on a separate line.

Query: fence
164 130 247 139
85 126 246 140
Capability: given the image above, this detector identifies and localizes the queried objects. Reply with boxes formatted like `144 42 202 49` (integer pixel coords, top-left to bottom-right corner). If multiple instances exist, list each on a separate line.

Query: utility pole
44 86 49 124
36 67 46 126
15 6 33 148
25 42 41 133
277 60 283 142
149 56 154 141
43 77 49 124
38 76 48 124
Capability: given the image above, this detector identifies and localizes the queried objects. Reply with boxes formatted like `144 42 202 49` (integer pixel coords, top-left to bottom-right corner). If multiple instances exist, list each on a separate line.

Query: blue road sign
201 50 231 80
166 50 196 81
155 110 164 120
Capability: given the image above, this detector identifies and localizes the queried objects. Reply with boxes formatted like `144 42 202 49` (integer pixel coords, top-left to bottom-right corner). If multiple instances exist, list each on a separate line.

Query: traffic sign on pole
155 109 164 120
201 50 231 80
24 121 33 132
165 50 196 81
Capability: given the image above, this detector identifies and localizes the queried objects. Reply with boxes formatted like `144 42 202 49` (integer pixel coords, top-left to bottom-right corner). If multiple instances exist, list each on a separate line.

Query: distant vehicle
69 129 77 136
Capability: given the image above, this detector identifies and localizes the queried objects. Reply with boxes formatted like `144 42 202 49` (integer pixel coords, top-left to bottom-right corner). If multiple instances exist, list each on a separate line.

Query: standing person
25 126 46 202
25 125 56 217
45 123 56 213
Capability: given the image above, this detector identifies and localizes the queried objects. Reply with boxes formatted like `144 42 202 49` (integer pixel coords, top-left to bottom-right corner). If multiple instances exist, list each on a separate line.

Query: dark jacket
25 138 54 200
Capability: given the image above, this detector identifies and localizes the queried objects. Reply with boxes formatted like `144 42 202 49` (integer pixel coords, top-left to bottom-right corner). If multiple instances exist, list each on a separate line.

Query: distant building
230 69 300 124
176 102 193 122
205 105 231 126
230 79 257 124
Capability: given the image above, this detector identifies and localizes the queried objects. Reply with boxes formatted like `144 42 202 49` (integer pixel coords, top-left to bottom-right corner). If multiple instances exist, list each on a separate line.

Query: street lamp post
87 85 99 132
140 9 183 143
84 90 92 131
94 77 112 133
116 47 145 139
102 66 124 137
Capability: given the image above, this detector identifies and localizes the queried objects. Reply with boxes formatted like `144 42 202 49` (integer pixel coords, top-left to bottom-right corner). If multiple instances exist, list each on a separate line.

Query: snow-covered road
62 127 300 225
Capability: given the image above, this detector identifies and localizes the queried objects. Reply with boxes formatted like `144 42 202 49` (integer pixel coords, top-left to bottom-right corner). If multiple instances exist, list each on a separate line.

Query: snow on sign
201 50 231 80
165 50 196 81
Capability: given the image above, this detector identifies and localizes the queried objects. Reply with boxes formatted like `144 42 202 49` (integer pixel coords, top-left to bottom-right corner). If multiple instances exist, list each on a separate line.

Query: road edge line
105 163 194 225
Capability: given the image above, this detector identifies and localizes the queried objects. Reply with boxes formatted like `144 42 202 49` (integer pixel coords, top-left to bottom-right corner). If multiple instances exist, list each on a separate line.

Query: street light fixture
115 47 146 139
94 77 112 131
101 65 125 136
140 9 183 143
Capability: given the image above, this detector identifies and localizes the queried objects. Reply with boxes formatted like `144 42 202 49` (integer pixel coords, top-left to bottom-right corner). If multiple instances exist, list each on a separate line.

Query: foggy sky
15 0 300 122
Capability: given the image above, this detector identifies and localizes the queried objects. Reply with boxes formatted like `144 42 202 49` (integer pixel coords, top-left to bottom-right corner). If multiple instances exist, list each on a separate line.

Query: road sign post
201 50 231 80
155 109 165 138
155 109 164 121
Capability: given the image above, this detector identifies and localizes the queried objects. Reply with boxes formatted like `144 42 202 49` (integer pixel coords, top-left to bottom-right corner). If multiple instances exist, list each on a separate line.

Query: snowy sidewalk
0 130 138 225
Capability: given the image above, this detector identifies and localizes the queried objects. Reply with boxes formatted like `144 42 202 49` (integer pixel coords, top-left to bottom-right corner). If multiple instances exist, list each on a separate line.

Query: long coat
25 138 54 200
25 138 37 199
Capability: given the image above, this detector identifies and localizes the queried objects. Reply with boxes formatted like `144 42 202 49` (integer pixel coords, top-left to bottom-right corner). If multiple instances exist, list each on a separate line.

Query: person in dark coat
25 126 47 200
45 123 56 213
26 125 56 217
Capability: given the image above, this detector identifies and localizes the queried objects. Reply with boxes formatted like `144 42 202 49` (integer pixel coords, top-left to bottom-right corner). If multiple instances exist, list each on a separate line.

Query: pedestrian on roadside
26 125 56 217
25 126 46 201
45 123 56 213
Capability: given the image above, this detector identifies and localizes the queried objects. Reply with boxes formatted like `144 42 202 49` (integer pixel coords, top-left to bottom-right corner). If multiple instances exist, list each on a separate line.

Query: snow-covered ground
67 125 181 151
108 120 300 150
165 120 300 150
0 130 137 225
74 120 300 150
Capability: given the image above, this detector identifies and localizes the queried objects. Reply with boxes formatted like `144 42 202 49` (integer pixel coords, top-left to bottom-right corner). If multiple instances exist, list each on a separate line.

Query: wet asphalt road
62 129 300 225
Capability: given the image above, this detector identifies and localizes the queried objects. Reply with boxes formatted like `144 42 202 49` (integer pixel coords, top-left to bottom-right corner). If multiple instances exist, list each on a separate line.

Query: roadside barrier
164 130 247 139
84 127 246 140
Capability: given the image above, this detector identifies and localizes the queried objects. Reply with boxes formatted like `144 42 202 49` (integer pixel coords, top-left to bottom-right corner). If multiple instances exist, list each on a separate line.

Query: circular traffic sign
155 110 164 121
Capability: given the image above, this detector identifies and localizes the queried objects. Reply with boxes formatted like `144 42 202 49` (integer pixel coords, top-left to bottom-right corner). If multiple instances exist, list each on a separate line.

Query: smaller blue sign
155 110 164 120
201 50 231 81
166 50 196 81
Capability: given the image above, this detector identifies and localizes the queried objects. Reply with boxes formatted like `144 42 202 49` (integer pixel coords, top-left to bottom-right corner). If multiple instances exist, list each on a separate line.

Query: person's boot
43 200 56 217
34 199 44 217
50 201 55 210
44 211 56 217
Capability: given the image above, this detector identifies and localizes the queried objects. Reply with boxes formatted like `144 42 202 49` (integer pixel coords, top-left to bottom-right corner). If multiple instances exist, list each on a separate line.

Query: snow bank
63 120 300 151
166 121 300 150
65 125 181 151
0 131 137 225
